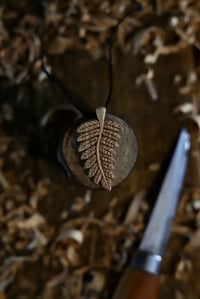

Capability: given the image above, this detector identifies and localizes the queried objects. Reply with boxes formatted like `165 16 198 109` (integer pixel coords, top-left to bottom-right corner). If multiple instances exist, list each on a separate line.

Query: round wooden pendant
59 108 138 190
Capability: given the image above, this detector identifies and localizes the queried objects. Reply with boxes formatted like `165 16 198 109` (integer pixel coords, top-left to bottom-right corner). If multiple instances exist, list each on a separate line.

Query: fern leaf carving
76 107 121 191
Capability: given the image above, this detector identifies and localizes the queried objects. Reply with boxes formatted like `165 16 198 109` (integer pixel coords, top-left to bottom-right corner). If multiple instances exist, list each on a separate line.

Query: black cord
41 62 87 115
39 0 91 116
105 2 142 108
39 0 142 114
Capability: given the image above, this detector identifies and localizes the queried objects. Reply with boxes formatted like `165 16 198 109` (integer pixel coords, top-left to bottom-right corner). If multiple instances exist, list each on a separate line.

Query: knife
112 128 190 299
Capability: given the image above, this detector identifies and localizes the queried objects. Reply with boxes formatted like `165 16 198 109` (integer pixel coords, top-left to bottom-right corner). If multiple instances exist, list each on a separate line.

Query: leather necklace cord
39 0 142 116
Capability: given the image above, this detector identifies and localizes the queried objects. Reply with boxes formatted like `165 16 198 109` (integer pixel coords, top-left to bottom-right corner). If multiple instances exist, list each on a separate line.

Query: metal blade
139 128 190 256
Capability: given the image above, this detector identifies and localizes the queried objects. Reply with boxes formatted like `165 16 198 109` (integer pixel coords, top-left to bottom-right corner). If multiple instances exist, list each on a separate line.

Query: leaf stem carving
96 107 110 190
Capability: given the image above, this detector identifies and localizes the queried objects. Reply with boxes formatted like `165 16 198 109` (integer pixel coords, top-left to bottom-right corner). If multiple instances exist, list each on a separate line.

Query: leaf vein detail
76 112 121 190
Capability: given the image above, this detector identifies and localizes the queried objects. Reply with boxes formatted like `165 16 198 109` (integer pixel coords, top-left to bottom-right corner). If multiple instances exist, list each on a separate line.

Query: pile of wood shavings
1 1 200 299
1 1 200 86
0 133 148 299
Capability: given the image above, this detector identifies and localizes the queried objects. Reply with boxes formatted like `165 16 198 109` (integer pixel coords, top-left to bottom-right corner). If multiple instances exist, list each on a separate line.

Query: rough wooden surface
50 45 195 193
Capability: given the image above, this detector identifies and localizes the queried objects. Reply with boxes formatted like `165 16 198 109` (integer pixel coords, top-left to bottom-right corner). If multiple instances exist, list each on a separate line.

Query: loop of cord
39 1 142 115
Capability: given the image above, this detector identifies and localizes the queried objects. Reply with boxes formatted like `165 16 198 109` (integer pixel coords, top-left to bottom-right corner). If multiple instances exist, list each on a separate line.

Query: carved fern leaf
76 107 121 190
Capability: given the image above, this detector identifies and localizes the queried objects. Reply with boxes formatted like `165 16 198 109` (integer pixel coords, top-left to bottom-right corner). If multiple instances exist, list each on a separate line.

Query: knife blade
112 128 190 299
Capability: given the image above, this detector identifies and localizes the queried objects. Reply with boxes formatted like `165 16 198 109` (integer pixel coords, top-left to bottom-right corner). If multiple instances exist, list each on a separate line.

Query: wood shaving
124 190 146 224
173 102 196 114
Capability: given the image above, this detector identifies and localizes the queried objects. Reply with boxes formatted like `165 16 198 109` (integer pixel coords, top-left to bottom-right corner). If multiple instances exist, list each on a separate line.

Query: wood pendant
60 107 138 190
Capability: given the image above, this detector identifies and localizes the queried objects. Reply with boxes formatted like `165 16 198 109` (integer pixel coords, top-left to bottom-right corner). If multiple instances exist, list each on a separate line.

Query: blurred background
1 0 200 298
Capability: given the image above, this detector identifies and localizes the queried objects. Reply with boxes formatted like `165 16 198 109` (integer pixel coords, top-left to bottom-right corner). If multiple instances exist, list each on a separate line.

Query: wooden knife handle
112 268 160 299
